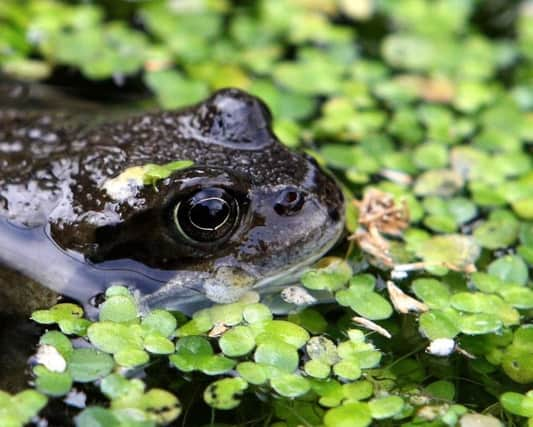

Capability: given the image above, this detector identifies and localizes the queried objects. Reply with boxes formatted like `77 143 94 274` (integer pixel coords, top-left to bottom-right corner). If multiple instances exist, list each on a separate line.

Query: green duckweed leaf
333 359 362 380
324 402 372 427
206 302 245 326
470 272 503 293
114 349 150 368
101 374 145 400
423 214 457 233
142 160 194 187
414 142 448 170
411 279 451 309
271 374 311 398
143 334 175 354
219 325 255 357
419 309 460 340
39 331 73 360
304 360 331 379
99 295 138 323
31 303 89 335
287 308 328 334
141 310 177 338
252 320 310 348
474 210 520 249
203 378 247 410
414 170 463 197
254 340 299 373
68 348 114 382
75 407 120 427
236 362 268 385
87 322 144 354
487 255 529 286
242 303 273 323
34 365 73 397
11 390 48 424
425 380 456 401
306 336 339 365
129 388 182 424
301 257 352 291
175 335 213 355
342 380 374 402
368 395 404 419
414 234 480 272
498 285 533 309
501 326 533 383
197 355 236 375
459 313 502 335
336 287 393 320
500 392 533 417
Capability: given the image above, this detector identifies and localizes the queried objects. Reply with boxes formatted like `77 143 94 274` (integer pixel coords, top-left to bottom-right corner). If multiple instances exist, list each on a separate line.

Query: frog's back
0 109 80 226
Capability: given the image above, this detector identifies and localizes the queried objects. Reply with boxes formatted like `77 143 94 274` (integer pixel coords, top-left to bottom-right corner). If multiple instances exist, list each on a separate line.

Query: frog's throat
141 213 345 313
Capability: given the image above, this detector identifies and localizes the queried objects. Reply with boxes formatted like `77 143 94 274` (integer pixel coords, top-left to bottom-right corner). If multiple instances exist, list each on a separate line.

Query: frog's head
51 89 344 309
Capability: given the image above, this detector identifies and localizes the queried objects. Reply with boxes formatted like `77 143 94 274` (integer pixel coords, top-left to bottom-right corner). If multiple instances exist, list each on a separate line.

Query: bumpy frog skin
0 88 344 313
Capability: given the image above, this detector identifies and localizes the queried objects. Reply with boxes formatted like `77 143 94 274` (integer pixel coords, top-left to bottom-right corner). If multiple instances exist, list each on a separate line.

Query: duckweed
1 0 532 425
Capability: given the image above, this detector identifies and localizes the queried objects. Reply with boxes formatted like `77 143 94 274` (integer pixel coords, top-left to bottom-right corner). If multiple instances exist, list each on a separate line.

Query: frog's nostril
328 206 340 222
274 188 305 216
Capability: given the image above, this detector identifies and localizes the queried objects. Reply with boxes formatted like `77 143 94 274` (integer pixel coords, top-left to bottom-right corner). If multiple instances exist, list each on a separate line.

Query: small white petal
426 338 455 357
35 344 66 373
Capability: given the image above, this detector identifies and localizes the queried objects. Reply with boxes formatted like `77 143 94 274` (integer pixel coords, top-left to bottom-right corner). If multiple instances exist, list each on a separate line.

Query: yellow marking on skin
102 166 146 201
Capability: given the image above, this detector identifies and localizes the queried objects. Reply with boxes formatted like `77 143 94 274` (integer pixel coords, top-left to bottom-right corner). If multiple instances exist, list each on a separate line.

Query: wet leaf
254 340 299 373
368 396 404 419
219 326 255 357
324 402 372 427
99 295 138 323
415 234 480 272
271 374 311 397
336 287 393 320
236 362 268 385
68 349 114 382
487 255 529 286
414 170 463 197
411 279 451 309
204 378 247 410
253 320 310 348
141 310 177 338
301 257 352 291
34 366 73 397
459 313 502 335
500 392 533 417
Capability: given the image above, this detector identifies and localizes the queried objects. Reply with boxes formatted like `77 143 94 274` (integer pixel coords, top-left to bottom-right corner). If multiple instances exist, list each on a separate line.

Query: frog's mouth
251 222 344 292
140 206 345 314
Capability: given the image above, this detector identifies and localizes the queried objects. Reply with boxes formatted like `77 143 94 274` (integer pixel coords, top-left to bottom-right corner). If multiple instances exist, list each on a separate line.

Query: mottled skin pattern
0 89 344 310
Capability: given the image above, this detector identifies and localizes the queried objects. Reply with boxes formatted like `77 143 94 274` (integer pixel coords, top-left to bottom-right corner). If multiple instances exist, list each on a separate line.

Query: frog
0 87 344 314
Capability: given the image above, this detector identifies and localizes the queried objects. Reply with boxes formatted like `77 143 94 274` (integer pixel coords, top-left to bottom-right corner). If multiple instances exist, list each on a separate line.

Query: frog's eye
173 187 239 243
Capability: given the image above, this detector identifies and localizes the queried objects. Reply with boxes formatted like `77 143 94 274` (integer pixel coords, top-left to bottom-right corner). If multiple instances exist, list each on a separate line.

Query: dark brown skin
0 88 344 312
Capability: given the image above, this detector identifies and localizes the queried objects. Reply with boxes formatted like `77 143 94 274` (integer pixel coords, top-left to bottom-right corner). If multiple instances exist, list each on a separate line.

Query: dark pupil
284 192 298 203
190 198 229 230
